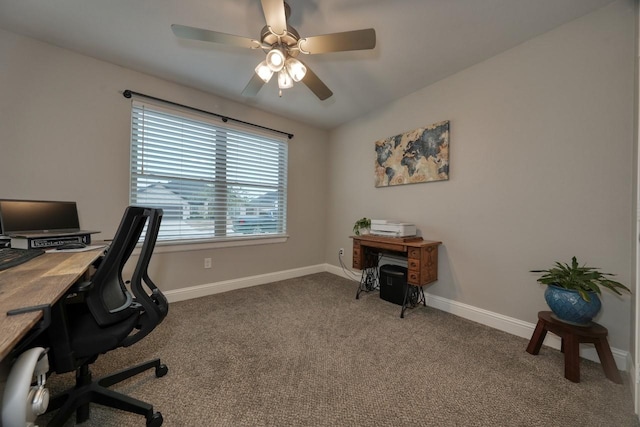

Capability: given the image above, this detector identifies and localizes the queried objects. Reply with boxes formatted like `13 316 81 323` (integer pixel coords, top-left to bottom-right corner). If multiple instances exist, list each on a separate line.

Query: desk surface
351 234 441 255
0 249 103 361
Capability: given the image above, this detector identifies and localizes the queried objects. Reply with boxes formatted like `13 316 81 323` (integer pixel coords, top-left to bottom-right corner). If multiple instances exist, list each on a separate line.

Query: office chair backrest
121 207 168 347
85 207 168 344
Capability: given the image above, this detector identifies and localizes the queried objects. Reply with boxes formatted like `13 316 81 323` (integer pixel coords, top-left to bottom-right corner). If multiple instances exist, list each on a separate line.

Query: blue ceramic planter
544 285 601 326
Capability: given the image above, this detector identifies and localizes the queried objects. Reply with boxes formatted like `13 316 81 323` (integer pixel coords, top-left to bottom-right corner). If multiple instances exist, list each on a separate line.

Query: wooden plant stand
526 311 621 384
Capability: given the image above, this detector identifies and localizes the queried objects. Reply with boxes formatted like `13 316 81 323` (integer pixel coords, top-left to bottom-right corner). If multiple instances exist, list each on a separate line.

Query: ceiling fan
171 0 376 100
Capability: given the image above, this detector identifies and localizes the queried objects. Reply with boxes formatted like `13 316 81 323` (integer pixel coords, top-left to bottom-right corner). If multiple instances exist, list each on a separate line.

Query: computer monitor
0 199 81 235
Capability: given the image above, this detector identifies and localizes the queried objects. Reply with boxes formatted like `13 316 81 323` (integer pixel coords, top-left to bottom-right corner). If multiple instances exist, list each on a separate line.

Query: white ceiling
0 0 616 130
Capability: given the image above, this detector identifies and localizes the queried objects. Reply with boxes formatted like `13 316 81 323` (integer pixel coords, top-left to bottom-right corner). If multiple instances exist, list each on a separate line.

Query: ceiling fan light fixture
172 1 375 101
285 57 307 82
278 69 294 89
255 60 274 83
266 47 286 72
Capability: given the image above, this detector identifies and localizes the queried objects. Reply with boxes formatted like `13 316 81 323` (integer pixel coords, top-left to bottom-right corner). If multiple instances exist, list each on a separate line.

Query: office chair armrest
108 290 134 314
69 281 94 293
65 281 94 304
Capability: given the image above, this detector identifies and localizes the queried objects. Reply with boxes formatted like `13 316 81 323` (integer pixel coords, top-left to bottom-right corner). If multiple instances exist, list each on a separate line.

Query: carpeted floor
41 272 639 426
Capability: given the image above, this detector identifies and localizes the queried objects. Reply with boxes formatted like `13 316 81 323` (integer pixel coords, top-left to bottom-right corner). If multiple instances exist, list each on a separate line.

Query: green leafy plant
530 256 630 302
352 217 371 235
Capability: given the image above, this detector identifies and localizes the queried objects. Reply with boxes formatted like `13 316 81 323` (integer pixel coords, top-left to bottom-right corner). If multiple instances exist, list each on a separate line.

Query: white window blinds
130 101 288 242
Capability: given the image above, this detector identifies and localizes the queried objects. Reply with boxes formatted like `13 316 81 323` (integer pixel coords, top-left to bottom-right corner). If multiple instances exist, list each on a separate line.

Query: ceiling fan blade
300 64 333 101
260 0 287 36
299 28 376 54
171 24 259 49
241 73 266 97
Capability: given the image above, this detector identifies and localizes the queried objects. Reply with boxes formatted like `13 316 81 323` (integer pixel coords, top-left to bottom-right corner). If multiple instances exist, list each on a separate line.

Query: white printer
370 219 416 237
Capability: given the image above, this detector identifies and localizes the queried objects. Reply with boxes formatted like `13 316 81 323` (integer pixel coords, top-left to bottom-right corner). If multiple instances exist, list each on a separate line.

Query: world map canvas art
374 120 449 187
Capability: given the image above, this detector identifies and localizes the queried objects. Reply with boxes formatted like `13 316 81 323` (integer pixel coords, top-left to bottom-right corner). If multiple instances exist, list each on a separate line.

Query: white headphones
2 347 50 427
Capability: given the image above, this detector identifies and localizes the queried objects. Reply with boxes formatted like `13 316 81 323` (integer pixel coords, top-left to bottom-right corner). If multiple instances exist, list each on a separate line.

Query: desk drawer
408 247 421 259
408 252 420 285
352 244 362 269
353 257 362 269
408 270 420 284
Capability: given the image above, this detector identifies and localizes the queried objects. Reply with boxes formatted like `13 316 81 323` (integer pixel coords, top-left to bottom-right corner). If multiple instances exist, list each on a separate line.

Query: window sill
148 234 289 254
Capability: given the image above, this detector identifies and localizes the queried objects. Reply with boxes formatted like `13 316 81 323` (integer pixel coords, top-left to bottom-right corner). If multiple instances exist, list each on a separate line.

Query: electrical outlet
204 258 212 269
339 248 344 256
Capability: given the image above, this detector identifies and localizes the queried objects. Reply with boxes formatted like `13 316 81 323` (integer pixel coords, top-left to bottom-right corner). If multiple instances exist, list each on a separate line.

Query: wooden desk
351 234 442 317
0 249 103 361
352 234 441 285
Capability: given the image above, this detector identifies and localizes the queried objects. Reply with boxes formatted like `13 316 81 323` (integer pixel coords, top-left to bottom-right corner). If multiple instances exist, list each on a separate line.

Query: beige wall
0 1 636 354
0 28 329 291
326 0 637 350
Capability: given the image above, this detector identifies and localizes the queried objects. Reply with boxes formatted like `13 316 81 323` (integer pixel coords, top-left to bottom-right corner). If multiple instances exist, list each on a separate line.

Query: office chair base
44 358 167 427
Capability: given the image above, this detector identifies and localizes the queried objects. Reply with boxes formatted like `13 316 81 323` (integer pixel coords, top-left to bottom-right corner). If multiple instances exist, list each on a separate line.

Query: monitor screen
0 200 80 235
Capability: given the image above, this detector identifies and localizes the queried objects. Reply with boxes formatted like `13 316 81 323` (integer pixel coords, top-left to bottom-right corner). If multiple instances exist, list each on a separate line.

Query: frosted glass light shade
278 70 293 89
285 58 307 82
255 61 274 83
266 48 285 72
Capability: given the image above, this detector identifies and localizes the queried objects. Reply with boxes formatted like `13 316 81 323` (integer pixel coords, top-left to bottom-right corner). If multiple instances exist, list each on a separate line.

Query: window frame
128 100 289 248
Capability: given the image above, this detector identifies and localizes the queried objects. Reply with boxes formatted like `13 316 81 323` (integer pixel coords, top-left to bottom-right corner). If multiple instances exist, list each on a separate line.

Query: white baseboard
325 263 629 370
425 293 628 370
164 264 326 303
167 263 629 371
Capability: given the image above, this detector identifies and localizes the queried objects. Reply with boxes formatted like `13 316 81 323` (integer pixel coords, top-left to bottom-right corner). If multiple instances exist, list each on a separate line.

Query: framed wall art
374 120 449 187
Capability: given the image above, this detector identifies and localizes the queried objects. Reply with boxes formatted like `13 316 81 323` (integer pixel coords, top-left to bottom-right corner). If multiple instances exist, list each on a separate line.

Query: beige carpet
41 272 639 426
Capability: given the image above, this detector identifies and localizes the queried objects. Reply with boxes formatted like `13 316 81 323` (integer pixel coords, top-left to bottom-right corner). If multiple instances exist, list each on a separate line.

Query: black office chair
42 206 169 427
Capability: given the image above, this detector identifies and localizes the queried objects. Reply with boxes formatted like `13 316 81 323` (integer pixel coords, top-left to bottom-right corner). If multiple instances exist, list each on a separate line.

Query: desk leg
400 285 423 318
400 284 411 318
355 250 380 299
356 266 378 299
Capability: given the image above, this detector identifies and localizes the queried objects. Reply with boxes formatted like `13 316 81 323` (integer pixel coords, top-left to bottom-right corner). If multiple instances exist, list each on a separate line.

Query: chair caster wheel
147 411 163 426
156 364 168 377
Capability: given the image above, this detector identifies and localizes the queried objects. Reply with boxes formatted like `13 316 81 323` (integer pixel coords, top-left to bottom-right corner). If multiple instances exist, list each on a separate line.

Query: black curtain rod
122 89 294 140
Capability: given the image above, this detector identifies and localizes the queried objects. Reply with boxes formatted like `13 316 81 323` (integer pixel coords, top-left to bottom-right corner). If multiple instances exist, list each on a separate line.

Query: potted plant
530 256 630 326
352 217 371 236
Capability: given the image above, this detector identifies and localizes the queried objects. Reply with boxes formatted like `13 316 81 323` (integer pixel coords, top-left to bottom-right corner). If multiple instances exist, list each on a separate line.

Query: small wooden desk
351 235 442 317
0 249 103 361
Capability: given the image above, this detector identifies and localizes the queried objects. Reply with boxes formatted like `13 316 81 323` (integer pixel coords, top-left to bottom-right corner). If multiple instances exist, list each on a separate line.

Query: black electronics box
379 264 408 306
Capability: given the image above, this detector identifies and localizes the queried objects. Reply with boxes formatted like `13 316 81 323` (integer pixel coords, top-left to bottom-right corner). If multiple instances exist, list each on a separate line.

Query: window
129 101 288 243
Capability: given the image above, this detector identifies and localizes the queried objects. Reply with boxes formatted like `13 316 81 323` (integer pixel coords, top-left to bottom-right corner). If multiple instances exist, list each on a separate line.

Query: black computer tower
379 264 409 306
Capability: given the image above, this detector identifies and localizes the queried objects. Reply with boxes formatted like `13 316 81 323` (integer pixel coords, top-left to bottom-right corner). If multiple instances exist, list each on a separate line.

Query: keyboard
0 248 45 271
